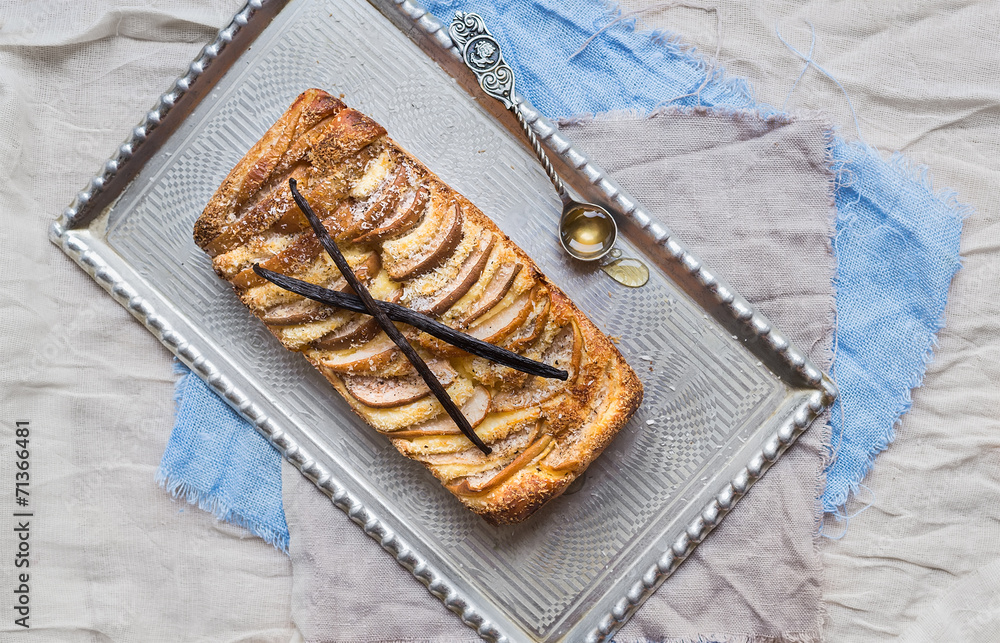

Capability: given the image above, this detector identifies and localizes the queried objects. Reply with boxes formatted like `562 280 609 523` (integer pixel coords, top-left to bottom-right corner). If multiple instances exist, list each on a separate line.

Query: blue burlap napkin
159 0 965 545
159 362 289 551
823 140 966 512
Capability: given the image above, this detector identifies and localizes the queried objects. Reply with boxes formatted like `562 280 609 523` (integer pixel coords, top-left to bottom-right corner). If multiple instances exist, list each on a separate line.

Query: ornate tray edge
48 1 838 641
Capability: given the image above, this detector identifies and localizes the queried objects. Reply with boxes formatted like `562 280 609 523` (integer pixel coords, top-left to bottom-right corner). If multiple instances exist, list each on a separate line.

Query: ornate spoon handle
450 12 571 204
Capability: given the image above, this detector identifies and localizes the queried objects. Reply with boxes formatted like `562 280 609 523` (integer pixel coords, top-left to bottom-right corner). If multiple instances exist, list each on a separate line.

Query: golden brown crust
194 89 347 250
194 89 642 524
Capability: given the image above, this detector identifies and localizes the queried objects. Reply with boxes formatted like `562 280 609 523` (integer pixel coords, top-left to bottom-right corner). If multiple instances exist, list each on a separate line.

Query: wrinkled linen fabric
0 1 295 641
282 468 484 643
286 107 835 643
616 4 998 641
3 0 991 642
622 3 999 641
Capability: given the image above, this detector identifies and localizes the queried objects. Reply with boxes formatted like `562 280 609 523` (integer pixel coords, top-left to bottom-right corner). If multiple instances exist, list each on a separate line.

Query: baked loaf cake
194 89 642 524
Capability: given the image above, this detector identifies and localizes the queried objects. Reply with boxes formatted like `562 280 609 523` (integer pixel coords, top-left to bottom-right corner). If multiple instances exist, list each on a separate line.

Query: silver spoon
450 12 618 262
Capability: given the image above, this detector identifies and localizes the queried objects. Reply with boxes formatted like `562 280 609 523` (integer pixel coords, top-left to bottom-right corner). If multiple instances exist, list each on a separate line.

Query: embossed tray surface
50 1 836 641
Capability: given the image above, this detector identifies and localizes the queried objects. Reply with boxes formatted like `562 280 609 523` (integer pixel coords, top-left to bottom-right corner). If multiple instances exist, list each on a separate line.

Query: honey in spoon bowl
559 205 617 261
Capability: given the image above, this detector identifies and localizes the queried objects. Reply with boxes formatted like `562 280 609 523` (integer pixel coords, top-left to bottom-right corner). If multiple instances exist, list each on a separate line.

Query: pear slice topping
385 200 464 280
342 360 457 408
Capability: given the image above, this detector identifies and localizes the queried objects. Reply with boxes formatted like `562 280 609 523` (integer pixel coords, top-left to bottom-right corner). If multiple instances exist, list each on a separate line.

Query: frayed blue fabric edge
155 467 291 553
158 362 290 553
588 0 774 116
821 142 970 513
590 0 768 114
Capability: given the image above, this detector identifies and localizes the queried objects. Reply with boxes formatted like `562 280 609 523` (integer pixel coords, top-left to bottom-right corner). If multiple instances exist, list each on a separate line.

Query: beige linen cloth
2 0 999 641
0 1 295 642
622 2 1000 640
283 108 836 643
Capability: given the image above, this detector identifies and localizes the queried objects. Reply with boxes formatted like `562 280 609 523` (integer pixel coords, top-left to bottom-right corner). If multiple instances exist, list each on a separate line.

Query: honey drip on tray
600 249 649 288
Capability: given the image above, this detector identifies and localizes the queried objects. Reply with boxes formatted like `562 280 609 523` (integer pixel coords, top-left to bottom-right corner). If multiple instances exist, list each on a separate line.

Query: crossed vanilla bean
252 265 568 381
287 179 493 455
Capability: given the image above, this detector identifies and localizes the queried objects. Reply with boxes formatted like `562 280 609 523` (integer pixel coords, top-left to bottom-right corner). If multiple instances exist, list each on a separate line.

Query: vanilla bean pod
252 265 568 381
288 178 492 455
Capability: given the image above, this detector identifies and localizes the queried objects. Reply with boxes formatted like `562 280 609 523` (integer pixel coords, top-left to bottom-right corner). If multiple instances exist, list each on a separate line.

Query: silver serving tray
49 0 836 641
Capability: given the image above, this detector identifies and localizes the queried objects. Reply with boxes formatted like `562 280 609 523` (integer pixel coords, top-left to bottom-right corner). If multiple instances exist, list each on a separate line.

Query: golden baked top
194 88 642 524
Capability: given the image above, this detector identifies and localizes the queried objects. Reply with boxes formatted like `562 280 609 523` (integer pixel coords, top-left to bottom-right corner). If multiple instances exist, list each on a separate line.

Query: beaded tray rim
49 1 836 641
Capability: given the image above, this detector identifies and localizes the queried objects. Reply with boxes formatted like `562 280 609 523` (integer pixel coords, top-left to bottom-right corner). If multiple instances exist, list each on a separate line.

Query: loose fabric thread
570 1 725 108
819 484 876 540
776 20 868 146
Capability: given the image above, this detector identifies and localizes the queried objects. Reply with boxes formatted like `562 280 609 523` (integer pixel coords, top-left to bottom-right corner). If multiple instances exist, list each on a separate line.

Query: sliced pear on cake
491 321 583 412
410 230 495 316
384 198 464 280
466 289 534 343
385 386 491 439
393 406 541 457
310 288 401 350
312 332 399 374
260 251 380 325
341 360 457 408
353 183 429 243
458 260 522 326
332 376 476 432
